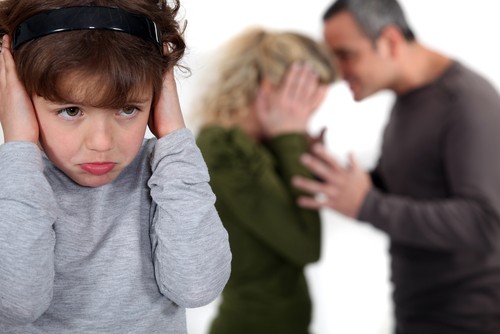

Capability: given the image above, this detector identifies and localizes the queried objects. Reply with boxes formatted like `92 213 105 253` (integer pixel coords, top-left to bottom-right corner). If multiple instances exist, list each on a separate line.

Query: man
292 0 500 333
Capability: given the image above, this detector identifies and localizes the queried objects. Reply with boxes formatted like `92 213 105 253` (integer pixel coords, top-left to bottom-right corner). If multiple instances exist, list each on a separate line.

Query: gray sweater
0 128 232 333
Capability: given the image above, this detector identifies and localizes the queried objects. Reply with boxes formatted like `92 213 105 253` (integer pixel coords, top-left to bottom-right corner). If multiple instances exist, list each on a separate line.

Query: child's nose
85 119 114 152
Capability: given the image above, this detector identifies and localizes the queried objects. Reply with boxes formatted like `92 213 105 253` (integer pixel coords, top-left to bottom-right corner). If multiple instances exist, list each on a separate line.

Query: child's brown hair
0 0 186 108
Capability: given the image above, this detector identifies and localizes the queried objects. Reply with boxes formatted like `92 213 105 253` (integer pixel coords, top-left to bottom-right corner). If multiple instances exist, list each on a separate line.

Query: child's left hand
148 68 186 138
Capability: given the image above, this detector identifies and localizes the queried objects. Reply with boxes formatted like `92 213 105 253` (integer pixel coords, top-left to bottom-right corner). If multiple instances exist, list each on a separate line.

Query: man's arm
293 97 500 253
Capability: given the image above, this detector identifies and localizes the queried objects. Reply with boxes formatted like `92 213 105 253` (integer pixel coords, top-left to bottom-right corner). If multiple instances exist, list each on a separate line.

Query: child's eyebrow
46 96 152 107
42 99 78 106
126 98 152 104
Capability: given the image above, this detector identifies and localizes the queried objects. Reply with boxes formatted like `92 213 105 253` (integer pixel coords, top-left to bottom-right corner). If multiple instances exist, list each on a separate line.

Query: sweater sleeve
203 130 321 267
264 133 322 263
359 90 500 254
147 128 231 308
0 142 57 325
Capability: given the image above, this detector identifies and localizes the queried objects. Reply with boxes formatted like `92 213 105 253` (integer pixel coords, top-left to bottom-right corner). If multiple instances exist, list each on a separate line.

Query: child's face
31 78 152 188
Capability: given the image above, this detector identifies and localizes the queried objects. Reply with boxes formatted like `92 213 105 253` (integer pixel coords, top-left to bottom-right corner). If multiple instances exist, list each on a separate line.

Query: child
0 1 231 333
194 27 336 334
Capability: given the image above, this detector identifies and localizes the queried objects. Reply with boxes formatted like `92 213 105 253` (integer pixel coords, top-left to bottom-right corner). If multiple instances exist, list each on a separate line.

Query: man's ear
377 25 405 59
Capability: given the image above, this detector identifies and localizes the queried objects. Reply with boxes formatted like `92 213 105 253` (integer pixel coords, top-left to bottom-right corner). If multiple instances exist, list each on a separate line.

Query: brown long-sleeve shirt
359 61 500 334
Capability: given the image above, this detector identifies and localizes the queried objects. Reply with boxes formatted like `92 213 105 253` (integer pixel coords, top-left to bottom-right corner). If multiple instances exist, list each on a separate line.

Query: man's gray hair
323 0 415 43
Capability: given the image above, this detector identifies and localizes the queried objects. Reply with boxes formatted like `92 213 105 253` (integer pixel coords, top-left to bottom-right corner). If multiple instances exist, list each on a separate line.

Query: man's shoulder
412 60 500 114
442 61 498 96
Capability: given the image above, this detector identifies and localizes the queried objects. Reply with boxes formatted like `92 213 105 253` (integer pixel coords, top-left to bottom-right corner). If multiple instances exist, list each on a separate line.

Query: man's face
32 75 152 188
323 11 395 101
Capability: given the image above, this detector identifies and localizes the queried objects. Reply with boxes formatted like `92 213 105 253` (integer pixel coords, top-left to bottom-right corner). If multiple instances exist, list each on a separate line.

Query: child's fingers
0 35 16 77
1 35 11 85
1 34 12 57
0 34 6 52
150 68 185 138
1 34 10 50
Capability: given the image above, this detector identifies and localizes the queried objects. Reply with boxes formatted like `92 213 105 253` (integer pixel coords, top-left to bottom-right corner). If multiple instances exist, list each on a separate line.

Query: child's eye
119 106 139 117
58 107 82 119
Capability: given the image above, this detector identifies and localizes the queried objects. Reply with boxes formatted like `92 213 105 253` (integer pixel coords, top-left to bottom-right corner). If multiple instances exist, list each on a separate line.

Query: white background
178 1 500 334
2 1 500 334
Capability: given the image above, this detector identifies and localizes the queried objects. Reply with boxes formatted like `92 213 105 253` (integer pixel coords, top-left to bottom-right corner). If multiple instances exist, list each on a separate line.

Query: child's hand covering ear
148 68 186 138
0 35 39 143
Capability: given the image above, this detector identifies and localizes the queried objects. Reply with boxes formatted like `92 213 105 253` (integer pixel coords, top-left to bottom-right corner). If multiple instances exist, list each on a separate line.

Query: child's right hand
0 34 39 143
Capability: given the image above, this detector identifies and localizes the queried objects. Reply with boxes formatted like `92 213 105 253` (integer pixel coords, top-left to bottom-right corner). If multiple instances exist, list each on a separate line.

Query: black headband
12 6 162 52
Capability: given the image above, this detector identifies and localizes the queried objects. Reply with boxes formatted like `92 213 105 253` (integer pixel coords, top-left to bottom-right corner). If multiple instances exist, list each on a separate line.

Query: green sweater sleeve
197 127 321 267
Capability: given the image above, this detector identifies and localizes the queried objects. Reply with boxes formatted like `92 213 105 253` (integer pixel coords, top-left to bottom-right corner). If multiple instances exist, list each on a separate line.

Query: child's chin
73 175 117 188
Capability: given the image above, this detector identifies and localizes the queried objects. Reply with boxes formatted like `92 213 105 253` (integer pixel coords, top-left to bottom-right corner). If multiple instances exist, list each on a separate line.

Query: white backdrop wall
1 1 499 334
179 1 500 334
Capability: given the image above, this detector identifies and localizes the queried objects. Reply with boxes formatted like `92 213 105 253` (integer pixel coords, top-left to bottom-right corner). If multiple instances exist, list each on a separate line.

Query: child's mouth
80 163 116 176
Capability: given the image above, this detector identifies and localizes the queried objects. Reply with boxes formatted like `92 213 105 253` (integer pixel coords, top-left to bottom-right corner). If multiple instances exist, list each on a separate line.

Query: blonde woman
195 27 336 334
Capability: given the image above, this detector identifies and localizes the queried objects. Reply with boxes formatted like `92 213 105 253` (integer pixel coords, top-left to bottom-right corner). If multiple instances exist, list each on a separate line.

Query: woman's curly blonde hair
195 27 337 128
